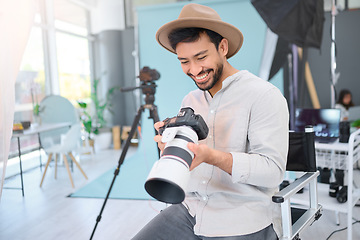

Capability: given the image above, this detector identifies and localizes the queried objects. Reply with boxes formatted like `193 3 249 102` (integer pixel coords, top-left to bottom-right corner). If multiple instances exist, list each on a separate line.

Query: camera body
145 107 209 204
139 66 160 83
159 107 208 140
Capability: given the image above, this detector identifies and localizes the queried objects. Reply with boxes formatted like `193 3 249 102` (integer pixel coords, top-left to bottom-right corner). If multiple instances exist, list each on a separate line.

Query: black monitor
295 108 341 143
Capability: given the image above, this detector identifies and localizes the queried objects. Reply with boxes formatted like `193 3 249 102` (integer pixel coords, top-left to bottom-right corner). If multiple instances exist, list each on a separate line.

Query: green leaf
83 121 92 134
33 104 40 116
77 101 87 109
351 119 360 128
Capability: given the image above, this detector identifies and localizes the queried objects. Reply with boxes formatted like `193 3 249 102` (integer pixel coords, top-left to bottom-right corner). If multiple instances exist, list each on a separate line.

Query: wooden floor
1 147 360 240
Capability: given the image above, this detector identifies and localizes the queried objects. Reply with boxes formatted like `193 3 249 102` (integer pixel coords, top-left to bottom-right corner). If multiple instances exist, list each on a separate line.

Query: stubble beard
192 62 224 91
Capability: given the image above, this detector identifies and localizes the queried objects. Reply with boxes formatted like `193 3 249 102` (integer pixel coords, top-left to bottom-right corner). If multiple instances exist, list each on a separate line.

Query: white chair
39 95 79 151
39 95 94 158
40 123 88 188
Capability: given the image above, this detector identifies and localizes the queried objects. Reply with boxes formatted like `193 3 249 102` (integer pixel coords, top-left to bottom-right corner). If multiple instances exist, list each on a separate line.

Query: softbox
252 0 325 49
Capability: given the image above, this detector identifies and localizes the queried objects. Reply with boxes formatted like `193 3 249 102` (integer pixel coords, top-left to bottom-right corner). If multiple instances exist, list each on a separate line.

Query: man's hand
154 122 233 175
187 143 210 171
154 121 166 152
187 142 233 175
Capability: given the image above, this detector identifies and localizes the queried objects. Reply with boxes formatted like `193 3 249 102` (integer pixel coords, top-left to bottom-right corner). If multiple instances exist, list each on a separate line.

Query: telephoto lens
145 107 208 204
145 126 199 204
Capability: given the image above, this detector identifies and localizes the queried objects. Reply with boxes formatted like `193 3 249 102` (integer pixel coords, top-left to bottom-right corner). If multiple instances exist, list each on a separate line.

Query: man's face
175 33 226 93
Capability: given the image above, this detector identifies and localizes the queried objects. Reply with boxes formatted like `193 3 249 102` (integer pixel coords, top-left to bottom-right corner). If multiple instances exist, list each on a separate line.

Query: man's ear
218 38 229 58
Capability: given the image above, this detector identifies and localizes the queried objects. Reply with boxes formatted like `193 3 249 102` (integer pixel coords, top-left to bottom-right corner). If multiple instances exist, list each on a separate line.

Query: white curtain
0 0 36 199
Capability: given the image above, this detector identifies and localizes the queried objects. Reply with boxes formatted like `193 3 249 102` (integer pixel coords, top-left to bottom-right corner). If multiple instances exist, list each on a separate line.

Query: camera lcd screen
295 108 341 142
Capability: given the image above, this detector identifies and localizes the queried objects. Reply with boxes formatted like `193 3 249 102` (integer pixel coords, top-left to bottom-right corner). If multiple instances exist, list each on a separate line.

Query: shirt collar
221 71 243 89
204 71 245 100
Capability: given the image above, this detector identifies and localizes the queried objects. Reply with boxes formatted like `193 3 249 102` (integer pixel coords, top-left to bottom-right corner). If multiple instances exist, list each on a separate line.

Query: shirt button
202 196 208 201
202 180 207 184
209 135 212 139
210 110 215 114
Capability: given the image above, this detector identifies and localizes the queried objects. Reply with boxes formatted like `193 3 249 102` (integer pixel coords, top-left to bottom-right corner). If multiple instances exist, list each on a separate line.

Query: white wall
90 0 126 34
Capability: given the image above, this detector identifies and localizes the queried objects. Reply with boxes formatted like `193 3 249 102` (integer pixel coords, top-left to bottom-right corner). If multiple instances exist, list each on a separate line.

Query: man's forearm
188 143 233 174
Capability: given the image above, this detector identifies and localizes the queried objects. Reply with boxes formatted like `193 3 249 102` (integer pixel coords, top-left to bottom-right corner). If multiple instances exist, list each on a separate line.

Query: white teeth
195 72 208 80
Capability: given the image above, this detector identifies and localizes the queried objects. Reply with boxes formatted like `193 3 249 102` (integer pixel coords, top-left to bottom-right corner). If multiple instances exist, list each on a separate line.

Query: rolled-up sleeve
231 87 289 188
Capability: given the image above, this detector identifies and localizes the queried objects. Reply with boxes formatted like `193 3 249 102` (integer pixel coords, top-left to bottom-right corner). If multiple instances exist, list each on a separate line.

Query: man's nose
188 62 202 77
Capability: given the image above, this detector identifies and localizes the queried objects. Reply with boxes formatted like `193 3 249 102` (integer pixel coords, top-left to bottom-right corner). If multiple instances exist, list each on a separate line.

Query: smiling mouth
192 70 211 84
195 72 209 81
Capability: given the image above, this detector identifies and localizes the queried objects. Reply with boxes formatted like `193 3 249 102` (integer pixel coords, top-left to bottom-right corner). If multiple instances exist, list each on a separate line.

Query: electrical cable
325 218 360 240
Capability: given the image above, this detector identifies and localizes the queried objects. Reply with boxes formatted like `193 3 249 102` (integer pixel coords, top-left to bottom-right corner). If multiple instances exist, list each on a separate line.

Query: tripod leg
149 105 160 123
117 106 145 167
149 105 161 157
90 105 145 240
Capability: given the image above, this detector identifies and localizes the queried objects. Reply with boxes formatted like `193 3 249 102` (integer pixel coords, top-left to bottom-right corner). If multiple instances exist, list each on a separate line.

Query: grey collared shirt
181 70 289 237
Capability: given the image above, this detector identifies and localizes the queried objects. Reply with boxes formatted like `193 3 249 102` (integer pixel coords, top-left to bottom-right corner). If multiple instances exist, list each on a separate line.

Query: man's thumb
187 142 197 153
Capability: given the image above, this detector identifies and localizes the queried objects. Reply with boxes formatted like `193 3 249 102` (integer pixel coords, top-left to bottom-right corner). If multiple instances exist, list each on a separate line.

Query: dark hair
168 27 224 52
337 89 354 109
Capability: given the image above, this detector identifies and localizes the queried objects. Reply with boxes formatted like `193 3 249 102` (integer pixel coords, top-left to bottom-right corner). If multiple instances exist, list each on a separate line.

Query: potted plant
77 101 95 133
78 78 120 151
77 101 96 151
351 119 360 129
91 78 120 131
31 87 44 125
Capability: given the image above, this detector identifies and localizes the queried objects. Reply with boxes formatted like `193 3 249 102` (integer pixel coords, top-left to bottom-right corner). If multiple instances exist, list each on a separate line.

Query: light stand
89 67 161 240
330 0 340 108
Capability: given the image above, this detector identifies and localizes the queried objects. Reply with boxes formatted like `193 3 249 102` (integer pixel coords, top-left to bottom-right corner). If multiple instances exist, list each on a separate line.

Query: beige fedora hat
156 3 244 59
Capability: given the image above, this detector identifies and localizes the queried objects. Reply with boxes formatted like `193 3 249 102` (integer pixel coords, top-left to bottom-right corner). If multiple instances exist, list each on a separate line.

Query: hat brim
156 17 244 59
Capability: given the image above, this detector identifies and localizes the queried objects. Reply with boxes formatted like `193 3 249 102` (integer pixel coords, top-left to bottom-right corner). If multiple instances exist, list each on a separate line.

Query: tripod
90 78 160 240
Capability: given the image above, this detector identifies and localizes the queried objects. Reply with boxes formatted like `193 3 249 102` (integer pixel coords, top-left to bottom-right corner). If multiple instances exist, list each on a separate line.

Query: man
133 3 289 240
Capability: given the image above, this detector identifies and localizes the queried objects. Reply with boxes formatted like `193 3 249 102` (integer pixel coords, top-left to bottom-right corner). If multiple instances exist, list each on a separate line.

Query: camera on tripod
145 107 209 204
138 66 160 83
91 66 162 239
121 66 161 106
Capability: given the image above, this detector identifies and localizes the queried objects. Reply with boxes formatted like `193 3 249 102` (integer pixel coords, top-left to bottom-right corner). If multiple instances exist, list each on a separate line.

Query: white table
7 122 72 196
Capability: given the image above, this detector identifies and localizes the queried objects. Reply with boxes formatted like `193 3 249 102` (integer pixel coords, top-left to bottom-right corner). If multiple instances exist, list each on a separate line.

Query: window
8 0 93 174
14 26 46 123
14 0 92 123
54 1 91 105
56 31 91 104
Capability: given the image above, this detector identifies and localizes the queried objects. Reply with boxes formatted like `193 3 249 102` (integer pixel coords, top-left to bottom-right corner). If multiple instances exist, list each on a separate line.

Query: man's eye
198 56 206 60
180 61 189 64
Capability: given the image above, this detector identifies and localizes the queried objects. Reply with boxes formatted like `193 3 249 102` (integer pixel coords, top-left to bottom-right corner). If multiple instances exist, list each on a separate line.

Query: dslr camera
139 66 160 83
145 107 209 204
159 107 208 140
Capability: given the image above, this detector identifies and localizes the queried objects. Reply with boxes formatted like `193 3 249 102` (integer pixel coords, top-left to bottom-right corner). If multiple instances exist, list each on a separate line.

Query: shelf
291 183 349 213
293 129 360 240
